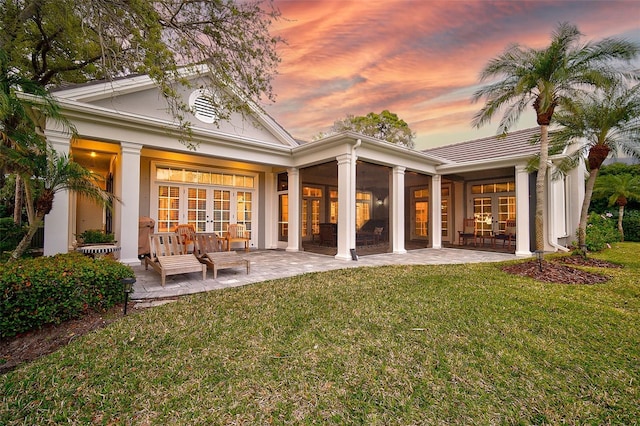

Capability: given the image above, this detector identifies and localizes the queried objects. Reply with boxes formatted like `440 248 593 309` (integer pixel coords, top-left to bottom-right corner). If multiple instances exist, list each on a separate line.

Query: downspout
548 218 570 252
353 138 362 154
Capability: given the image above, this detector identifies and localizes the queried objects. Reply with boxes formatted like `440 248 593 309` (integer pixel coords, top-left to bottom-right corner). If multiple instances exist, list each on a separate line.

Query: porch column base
121 257 143 267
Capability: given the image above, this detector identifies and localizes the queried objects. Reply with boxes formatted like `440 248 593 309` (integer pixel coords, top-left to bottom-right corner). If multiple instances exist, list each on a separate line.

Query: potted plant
76 229 116 246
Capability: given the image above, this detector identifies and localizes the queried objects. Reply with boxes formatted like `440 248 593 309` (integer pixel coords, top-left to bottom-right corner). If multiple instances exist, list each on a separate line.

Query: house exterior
41 71 585 265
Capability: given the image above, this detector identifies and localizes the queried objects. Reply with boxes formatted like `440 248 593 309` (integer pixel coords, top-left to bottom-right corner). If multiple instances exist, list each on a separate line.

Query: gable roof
424 128 540 164
50 67 299 148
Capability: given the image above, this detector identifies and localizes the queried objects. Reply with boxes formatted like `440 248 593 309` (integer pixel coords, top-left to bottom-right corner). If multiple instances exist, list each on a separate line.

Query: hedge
0 252 135 338
621 209 640 242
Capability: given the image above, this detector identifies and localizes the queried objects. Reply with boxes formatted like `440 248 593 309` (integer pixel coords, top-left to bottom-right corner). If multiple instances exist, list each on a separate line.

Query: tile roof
423 128 540 163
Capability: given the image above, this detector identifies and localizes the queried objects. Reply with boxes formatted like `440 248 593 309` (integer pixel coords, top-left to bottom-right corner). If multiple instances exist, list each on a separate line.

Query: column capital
44 128 73 141
336 153 353 165
44 129 72 151
120 142 143 155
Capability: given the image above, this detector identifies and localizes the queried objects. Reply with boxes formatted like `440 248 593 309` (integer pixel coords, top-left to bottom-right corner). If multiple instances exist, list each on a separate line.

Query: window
278 172 288 191
156 166 255 189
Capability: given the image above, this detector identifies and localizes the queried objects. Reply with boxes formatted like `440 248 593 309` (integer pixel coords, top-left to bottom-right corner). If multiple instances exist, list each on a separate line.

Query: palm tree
592 174 640 241
6 147 116 262
552 82 640 247
1 49 116 261
1 48 64 224
472 22 639 251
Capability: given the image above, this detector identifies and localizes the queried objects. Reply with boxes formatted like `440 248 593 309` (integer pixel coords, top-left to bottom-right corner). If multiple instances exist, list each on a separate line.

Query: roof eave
295 131 444 166
43 95 293 156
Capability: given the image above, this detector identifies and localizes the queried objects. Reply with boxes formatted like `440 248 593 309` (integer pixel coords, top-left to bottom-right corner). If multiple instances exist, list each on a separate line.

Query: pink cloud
265 1 640 148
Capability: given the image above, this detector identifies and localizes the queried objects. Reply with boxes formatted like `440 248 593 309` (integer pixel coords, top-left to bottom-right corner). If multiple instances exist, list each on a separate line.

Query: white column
43 129 72 256
336 154 355 260
430 174 442 249
118 142 142 265
391 166 406 254
515 164 531 256
264 172 277 249
286 167 300 252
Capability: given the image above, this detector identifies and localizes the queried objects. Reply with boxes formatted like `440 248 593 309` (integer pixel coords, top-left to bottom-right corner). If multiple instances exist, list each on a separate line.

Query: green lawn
2 243 639 425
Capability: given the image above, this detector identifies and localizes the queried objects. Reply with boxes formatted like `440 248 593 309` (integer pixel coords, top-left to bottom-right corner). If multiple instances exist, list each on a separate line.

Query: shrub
77 229 115 244
0 252 134 338
585 212 620 252
621 209 640 242
0 217 26 255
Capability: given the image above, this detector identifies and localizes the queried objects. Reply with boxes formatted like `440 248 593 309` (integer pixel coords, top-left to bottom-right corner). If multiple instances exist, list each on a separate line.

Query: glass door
302 186 322 241
187 187 208 232
210 189 231 236
236 190 253 240
473 197 493 236
497 196 516 234
411 188 429 240
157 185 181 232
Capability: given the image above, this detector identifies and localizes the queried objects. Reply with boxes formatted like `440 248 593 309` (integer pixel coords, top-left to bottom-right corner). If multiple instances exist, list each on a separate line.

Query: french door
156 184 253 242
472 196 516 235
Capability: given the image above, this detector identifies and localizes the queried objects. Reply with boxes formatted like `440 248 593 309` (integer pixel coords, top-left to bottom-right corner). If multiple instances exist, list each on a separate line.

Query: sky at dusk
262 0 640 149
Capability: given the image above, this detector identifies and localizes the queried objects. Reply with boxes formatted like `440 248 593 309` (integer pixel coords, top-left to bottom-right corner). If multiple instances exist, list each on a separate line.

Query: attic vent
189 90 218 124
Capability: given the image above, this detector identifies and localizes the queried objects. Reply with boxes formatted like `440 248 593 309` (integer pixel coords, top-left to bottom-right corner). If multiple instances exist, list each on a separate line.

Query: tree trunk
13 174 23 225
618 205 625 242
7 178 41 262
578 168 599 247
8 216 44 262
535 125 549 251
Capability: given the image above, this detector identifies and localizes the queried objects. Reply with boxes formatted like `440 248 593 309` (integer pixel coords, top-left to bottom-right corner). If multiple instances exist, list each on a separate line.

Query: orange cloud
264 0 640 148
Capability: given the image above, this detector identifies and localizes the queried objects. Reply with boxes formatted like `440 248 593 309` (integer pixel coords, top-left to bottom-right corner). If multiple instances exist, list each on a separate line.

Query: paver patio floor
132 248 519 300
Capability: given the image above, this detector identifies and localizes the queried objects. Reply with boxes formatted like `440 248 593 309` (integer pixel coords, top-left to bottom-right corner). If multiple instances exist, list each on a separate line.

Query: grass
2 243 639 425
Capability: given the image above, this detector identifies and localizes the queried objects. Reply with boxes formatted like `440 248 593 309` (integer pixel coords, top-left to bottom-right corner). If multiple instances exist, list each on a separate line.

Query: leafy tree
590 163 640 212
472 22 639 251
316 110 415 148
592 173 640 241
599 163 640 177
1 0 282 256
552 82 640 247
1 0 282 135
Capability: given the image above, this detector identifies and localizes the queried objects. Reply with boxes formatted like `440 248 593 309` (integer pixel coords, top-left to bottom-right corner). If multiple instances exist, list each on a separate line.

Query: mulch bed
0 302 137 375
501 255 621 285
